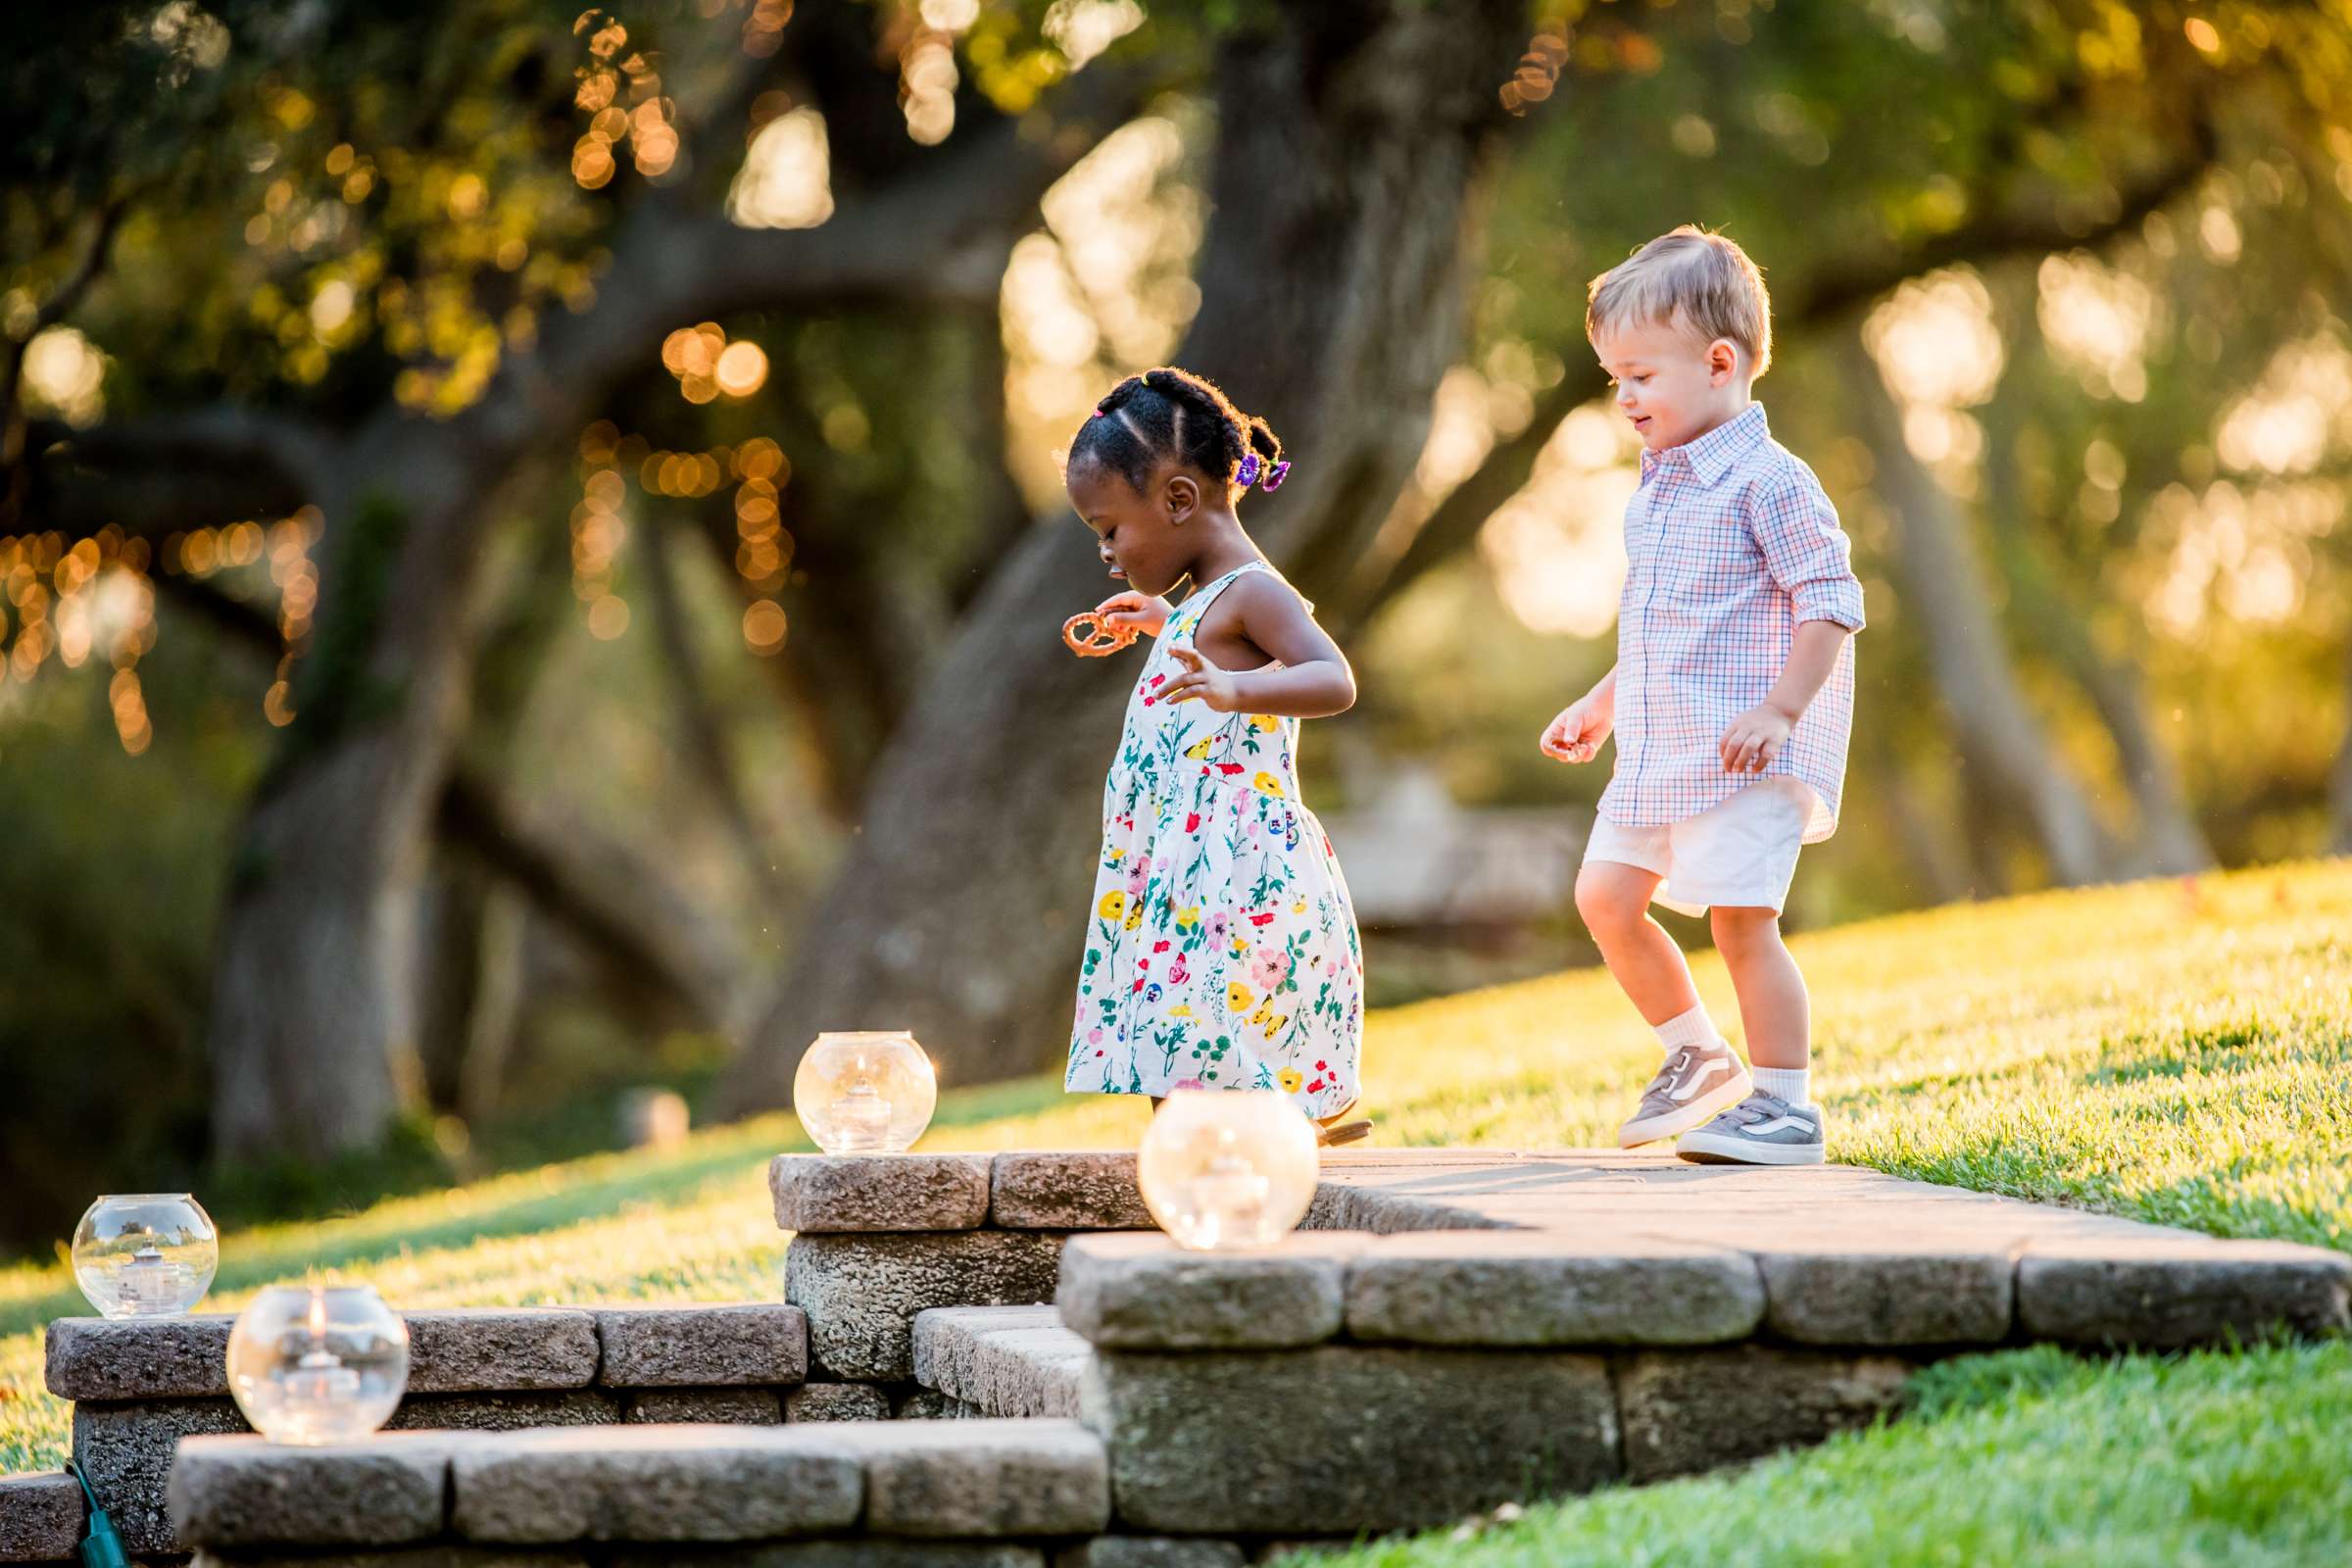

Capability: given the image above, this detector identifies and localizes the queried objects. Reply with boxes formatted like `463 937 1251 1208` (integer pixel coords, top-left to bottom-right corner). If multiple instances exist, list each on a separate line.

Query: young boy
1542 226 1865 1166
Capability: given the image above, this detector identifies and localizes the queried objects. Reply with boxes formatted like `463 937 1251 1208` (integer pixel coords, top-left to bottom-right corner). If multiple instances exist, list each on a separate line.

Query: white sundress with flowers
1066 561 1364 1116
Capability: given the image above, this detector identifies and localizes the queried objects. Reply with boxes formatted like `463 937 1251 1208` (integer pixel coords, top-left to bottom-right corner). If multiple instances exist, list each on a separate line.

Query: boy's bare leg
1574 861 1700 1022
1582 861 1752 1147
1709 906 1808 1070
1676 904 1823 1163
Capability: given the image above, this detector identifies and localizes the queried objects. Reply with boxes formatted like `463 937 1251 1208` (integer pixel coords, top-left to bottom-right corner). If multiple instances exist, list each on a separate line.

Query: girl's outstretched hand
1161 645 1246 711
1096 590 1171 639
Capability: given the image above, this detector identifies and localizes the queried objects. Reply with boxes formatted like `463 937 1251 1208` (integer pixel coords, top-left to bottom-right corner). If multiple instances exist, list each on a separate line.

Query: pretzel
1062 612 1139 658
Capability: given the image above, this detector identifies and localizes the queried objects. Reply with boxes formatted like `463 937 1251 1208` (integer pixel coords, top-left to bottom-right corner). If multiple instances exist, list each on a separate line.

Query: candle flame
307 1290 326 1341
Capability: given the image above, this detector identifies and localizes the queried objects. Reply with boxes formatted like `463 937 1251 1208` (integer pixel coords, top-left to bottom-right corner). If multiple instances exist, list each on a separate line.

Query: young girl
1060 368 1369 1145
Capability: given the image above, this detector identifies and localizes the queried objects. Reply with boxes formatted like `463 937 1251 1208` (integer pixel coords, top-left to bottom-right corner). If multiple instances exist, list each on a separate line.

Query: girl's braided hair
1068 367 1291 497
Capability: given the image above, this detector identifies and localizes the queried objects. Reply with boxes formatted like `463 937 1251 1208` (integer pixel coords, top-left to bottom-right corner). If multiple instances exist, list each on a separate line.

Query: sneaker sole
1617 1067 1754 1149
1674 1129 1826 1166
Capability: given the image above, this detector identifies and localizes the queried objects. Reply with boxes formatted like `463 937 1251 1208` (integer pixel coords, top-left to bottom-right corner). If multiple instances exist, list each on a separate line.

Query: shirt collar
1641 403 1769 486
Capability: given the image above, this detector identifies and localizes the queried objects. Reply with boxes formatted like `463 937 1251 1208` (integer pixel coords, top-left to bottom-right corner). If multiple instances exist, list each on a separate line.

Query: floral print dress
1066 561 1363 1116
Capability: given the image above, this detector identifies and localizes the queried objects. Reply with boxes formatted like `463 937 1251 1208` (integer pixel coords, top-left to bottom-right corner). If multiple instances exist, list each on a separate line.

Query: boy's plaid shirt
1598 403 1866 840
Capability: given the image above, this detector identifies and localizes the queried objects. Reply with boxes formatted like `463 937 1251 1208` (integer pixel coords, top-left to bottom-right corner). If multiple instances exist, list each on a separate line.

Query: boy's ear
1164 472 1200 523
1708 338 1740 385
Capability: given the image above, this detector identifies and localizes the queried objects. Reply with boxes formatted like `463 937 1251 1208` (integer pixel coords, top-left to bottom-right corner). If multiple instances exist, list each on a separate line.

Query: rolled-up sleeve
1754 469 1866 631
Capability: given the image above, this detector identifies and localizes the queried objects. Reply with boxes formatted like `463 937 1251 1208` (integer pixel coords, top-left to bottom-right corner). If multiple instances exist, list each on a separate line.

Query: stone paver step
46 1302 808 1402
1306 1152 2352 1349
912 1306 1093 1418
771 1148 2351 1352
0 1472 81 1564
808 1149 2347 1354
44 1302 813 1556
168 1419 1110 1553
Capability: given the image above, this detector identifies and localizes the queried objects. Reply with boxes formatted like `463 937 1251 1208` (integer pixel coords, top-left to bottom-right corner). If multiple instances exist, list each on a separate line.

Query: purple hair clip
1091 406 1107 417
1236 452 1262 487
1261 460 1291 492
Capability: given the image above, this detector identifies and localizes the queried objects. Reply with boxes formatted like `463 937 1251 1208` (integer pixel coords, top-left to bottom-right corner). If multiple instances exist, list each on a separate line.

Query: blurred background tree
3 0 2347 1254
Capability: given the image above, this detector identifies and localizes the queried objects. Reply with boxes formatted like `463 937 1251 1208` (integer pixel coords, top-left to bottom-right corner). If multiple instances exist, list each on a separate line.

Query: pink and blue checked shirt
1599 403 1865 841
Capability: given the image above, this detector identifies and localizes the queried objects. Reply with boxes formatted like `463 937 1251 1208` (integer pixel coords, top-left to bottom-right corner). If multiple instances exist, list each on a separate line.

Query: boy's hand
1719 703 1795 773
1541 698 1612 764
1095 590 1170 639
1162 646 1246 711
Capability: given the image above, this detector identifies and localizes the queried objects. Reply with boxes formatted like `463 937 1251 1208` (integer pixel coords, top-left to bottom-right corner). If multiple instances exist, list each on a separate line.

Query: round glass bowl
72 1194 219 1318
794 1031 938 1153
227 1285 411 1445
1137 1089 1319 1250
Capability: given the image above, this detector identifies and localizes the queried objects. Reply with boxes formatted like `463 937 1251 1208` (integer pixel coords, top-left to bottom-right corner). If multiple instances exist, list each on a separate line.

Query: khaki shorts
1582 778 1817 916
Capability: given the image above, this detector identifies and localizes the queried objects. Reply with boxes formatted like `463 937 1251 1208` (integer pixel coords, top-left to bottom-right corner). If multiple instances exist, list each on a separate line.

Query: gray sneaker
1675 1092 1825 1166
1618 1045 1753 1148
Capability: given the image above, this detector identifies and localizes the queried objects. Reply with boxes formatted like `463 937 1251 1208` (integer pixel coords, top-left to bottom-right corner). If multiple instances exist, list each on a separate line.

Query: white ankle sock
1654 1004 1722 1058
1753 1066 1811 1107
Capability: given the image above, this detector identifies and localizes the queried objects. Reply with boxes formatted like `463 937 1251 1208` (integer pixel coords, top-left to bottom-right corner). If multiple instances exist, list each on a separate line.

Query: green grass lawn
5 859 2348 1562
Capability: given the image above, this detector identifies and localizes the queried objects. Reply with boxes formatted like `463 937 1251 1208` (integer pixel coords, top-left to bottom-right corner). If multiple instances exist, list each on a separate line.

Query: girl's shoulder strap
1215 559 1313 614
1178 560 1272 624
1169 561 1257 642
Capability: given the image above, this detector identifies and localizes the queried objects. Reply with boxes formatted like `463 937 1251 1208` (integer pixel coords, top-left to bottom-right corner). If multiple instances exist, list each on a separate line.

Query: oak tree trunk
206 457 509 1162
721 1 1528 1109
1844 335 2118 888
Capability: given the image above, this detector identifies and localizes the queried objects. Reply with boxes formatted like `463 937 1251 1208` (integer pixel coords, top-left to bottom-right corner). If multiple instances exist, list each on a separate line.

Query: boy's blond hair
1586 225 1773 378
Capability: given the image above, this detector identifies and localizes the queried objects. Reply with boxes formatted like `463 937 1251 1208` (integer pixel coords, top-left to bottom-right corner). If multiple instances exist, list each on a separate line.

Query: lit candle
832 1075 892 1149
115 1244 188 1315
1137 1090 1318 1251
274 1290 362 1432
1179 1149 1273 1248
795 1033 937 1154
228 1283 411 1445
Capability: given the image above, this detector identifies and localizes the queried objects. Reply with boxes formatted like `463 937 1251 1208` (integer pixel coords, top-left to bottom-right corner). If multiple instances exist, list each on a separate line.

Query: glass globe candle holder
1137 1089 1319 1251
227 1285 410 1445
72 1195 219 1318
794 1031 938 1153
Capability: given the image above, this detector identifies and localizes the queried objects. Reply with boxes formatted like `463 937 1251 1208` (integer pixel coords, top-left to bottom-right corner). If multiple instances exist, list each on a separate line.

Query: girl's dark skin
1071 447 1364 1130
1066 451 1356 718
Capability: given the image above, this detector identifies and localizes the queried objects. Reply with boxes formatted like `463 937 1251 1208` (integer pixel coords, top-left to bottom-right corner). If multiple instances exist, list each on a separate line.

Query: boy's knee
1575 866 1645 937
1710 906 1781 956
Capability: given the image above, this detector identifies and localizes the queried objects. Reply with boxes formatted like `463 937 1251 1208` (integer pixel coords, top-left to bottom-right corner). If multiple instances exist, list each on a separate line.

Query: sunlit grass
4 859 2348 1505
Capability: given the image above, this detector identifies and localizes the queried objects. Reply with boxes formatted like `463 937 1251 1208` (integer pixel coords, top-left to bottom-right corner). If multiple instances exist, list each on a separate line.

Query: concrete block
769 1155 993 1234
989 1154 1152 1230
593 1304 808 1389
450 1426 862 1544
1056 1235 1356 1350
786 1232 1064 1381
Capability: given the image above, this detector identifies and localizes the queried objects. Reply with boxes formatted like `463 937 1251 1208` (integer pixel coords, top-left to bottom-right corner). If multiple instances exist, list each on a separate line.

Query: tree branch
640 510 793 914
22 405 338 538
143 566 749 1018
25 55 1154 553
436 769 747 1032
151 567 283 650
1795 115 2221 326
3 197 133 528
457 58 1158 462
26 199 130 337
1347 120 2226 623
